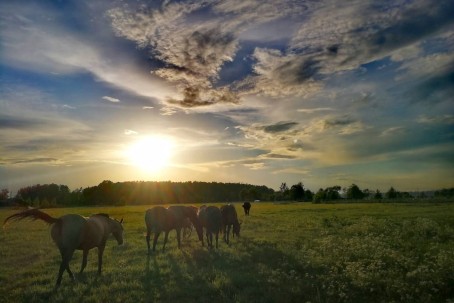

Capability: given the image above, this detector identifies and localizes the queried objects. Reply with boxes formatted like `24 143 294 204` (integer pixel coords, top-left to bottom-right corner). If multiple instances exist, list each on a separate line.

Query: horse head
110 218 124 245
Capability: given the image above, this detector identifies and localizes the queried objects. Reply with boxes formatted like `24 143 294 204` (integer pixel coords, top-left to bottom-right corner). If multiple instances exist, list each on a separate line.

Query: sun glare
126 136 175 172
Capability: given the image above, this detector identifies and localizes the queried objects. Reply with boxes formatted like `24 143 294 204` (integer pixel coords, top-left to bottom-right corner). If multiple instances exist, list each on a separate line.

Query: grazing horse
145 205 203 253
3 208 124 287
220 204 241 244
242 202 251 216
198 206 222 249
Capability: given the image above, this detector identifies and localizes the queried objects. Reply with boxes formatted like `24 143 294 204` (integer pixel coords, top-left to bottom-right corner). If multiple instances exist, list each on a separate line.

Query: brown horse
220 204 241 244
198 205 222 249
3 208 124 287
145 205 203 254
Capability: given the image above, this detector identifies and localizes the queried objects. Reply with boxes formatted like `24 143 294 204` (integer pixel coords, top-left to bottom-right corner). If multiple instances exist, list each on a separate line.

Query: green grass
1 202 453 303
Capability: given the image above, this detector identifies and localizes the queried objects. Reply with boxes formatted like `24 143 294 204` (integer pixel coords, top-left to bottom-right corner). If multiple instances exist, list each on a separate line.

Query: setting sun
126 136 175 172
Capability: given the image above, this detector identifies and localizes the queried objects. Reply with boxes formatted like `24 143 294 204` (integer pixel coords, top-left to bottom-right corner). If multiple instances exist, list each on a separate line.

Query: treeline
0 181 274 207
0 181 453 208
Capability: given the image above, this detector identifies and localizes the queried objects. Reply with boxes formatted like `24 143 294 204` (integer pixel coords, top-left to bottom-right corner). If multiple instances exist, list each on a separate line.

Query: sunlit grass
1 202 453 302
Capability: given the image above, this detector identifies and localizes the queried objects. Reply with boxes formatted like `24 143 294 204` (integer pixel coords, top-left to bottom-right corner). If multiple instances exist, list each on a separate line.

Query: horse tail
3 208 59 227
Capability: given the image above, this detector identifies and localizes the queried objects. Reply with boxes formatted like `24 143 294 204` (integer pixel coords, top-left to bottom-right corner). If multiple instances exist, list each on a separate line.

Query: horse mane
93 213 110 218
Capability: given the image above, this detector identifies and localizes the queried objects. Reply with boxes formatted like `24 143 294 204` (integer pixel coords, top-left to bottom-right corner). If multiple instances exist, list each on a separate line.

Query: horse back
205 206 222 232
78 215 110 249
146 206 174 232
221 204 238 224
51 214 86 249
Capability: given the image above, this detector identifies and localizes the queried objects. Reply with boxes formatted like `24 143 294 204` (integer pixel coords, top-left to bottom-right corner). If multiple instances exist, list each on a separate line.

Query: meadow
1 202 453 303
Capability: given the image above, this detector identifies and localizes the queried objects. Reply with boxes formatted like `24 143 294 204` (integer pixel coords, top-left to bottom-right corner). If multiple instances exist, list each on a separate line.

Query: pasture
1 202 453 303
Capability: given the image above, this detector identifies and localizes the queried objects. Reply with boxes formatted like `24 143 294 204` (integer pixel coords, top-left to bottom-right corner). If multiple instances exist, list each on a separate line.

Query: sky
1 0 453 194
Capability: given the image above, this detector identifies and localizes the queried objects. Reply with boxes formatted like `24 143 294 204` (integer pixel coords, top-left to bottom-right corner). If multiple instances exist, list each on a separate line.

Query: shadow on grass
141 237 322 303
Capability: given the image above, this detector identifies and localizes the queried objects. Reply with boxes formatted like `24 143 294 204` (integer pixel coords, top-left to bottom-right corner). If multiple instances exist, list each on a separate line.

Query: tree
0 189 9 201
374 190 383 200
313 186 341 203
290 182 305 201
346 184 365 200
385 187 398 199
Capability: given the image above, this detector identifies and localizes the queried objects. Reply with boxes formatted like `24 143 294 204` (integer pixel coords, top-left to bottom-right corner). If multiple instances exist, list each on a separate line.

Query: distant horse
198 206 222 249
3 208 124 287
242 202 251 216
145 205 203 253
220 204 241 244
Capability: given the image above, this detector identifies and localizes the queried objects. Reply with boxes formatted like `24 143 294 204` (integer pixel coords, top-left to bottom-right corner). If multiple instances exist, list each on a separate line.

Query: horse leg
97 245 105 275
56 260 66 287
226 225 231 244
152 232 160 251
80 249 89 273
56 248 75 287
146 230 151 254
215 232 219 249
208 231 213 248
162 231 170 251
176 228 181 249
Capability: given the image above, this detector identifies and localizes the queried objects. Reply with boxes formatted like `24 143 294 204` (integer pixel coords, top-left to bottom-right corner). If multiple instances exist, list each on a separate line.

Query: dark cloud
369 2 454 52
167 86 240 108
323 117 356 129
263 153 297 159
0 115 43 129
407 67 454 104
12 157 58 164
264 121 298 133
274 57 321 84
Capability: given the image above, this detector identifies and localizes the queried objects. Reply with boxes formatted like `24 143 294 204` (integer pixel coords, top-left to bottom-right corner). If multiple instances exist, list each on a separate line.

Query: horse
145 205 203 254
220 204 241 244
3 208 124 287
242 202 251 215
198 205 222 249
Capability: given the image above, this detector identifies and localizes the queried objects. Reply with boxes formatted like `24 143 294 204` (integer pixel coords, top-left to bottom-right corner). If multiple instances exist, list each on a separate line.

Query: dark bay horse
3 208 124 287
220 204 241 244
242 202 251 215
198 205 222 249
145 205 203 254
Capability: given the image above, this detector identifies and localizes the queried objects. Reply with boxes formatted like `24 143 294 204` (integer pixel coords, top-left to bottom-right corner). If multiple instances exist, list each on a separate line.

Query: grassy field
1 202 453 303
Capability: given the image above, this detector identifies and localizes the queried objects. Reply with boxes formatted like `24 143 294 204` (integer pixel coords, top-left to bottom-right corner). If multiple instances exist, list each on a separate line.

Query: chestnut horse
3 208 124 287
198 205 222 248
145 205 203 253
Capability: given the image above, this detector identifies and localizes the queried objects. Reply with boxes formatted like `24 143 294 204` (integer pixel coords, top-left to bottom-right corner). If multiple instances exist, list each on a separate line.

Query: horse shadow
141 237 322 303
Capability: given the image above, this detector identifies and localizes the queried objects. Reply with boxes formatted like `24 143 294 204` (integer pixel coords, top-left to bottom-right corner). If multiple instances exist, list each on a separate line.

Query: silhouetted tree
374 189 383 200
346 184 365 199
385 187 398 199
290 182 305 201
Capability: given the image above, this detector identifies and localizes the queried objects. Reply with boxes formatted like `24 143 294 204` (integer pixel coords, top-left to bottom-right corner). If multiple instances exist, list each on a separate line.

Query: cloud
102 96 120 103
12 157 59 164
109 2 241 108
263 121 298 133
417 115 454 125
380 127 406 137
124 129 138 135
237 48 323 98
0 115 44 130
297 107 333 114
0 3 174 104
291 0 454 71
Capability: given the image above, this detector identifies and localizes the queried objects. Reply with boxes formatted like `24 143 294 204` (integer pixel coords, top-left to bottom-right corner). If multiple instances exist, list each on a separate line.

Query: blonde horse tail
3 208 59 227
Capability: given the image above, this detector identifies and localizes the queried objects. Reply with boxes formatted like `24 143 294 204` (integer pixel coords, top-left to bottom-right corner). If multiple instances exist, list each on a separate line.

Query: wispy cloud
102 96 120 103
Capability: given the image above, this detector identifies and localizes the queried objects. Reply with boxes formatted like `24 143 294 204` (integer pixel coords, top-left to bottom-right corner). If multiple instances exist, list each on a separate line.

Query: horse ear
120 218 123 224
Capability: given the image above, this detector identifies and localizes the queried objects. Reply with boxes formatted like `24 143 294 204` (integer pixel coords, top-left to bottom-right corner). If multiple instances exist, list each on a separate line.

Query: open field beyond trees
1 202 453 303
